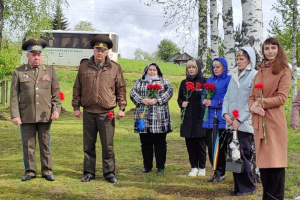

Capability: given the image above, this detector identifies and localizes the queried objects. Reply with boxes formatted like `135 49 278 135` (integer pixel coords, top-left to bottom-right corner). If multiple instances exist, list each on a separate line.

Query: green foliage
157 39 180 61
3 0 68 39
52 0 69 30
0 37 21 79
268 0 300 65
234 25 243 48
73 21 98 31
218 37 224 57
134 48 159 61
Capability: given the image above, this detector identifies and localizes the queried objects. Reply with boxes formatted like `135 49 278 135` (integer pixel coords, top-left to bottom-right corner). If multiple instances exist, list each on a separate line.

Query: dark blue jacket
202 57 231 129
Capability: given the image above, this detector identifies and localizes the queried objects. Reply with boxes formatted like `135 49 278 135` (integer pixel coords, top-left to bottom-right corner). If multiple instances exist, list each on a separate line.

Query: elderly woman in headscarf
130 63 173 174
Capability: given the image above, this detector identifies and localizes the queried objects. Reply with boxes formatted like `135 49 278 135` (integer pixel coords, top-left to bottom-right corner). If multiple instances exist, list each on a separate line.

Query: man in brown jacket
72 34 126 183
10 38 61 181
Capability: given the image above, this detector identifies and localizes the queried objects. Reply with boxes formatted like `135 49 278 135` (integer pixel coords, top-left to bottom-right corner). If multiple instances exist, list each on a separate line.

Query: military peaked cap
22 38 47 51
90 34 113 50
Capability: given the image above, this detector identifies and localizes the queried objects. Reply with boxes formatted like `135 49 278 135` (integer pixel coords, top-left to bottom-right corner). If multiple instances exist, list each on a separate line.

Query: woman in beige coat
248 37 291 200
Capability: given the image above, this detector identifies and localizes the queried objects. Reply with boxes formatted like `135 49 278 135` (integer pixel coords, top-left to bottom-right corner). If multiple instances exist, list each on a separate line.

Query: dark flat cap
22 38 47 51
90 34 113 49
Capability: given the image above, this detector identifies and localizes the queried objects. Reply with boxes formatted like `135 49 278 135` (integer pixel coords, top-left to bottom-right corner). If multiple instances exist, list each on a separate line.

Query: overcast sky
64 0 280 59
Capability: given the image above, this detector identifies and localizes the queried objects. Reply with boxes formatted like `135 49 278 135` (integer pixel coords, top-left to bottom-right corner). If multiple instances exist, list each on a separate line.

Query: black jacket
177 60 207 138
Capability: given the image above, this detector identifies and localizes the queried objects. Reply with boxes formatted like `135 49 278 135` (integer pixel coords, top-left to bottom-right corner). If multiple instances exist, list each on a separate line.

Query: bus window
61 38 71 48
72 38 79 48
80 34 95 49
21 30 119 66
48 38 54 47
110 34 119 53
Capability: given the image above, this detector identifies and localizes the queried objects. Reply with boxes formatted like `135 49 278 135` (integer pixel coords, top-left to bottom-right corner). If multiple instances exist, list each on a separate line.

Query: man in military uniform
10 38 61 181
72 35 126 183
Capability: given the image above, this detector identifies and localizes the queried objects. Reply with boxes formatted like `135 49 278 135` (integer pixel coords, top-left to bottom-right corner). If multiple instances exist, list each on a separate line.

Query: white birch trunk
210 0 219 59
222 0 235 74
198 0 208 71
291 0 298 97
241 0 263 63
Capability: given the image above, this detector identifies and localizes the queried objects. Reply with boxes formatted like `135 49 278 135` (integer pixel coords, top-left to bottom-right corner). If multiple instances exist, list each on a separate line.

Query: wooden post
1 80 7 106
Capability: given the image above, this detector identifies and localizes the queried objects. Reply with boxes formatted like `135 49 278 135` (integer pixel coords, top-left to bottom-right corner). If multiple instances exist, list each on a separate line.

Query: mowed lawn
0 58 299 200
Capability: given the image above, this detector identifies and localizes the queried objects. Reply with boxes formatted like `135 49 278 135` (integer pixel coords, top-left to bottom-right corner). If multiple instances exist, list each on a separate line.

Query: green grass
0 58 299 199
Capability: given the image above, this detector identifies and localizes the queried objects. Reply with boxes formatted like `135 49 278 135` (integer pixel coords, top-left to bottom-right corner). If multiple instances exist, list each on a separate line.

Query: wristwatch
120 107 125 112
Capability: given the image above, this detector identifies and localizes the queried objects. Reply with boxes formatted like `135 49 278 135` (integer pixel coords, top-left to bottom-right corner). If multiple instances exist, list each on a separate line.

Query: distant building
165 52 194 65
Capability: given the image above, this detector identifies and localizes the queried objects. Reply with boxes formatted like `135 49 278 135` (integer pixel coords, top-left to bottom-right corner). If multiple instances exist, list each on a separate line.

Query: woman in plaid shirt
130 63 173 174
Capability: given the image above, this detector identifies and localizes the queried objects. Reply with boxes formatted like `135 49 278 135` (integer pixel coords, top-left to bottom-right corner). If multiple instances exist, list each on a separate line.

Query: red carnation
204 83 216 91
108 111 114 119
203 83 216 121
147 84 153 89
196 82 201 90
185 81 194 86
232 109 240 119
59 91 65 101
154 83 162 90
187 85 195 91
254 83 264 90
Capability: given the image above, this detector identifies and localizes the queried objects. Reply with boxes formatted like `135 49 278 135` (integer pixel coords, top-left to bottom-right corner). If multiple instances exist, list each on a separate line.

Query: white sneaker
188 168 198 176
198 168 206 176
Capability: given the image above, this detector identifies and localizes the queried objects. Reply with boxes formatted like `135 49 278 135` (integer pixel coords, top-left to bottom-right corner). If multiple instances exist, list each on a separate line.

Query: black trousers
206 128 227 176
260 168 285 200
139 133 167 169
227 130 256 193
185 137 206 169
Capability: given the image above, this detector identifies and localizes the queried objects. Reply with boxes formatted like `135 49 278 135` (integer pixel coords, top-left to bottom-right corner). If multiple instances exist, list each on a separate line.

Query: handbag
225 130 245 173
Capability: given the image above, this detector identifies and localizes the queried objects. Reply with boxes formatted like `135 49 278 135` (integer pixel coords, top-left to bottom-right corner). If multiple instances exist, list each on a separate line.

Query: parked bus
21 30 119 66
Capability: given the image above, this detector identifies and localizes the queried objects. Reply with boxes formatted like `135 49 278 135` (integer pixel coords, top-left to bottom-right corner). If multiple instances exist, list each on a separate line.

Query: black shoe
106 176 117 183
42 174 55 181
81 174 95 182
207 174 217 182
21 174 36 181
156 168 164 174
230 190 237 196
207 174 224 182
236 190 256 196
142 168 152 173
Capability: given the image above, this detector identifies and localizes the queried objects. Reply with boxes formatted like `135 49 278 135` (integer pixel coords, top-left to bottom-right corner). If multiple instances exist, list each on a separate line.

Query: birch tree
210 0 219 59
241 0 263 63
291 0 298 97
222 0 235 72
198 0 208 70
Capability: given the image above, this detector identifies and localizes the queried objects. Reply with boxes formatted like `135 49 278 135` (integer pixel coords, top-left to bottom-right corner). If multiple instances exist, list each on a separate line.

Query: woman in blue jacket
202 57 231 182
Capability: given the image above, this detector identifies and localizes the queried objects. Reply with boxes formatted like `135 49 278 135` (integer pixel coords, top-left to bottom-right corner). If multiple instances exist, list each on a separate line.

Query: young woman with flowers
130 63 173 174
202 58 231 182
248 37 291 200
177 59 207 177
222 47 257 196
